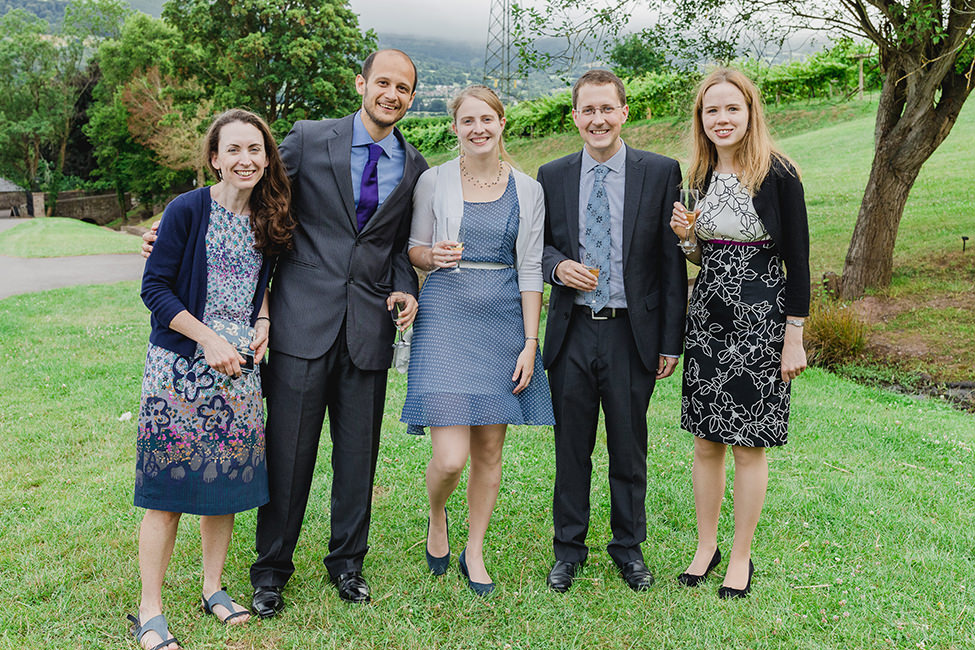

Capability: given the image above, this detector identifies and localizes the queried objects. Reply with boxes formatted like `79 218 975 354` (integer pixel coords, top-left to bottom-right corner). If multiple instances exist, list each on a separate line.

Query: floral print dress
134 200 268 515
681 173 791 447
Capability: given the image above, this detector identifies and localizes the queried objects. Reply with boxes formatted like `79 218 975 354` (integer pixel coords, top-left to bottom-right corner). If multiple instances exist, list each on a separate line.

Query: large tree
161 0 375 136
514 1 975 298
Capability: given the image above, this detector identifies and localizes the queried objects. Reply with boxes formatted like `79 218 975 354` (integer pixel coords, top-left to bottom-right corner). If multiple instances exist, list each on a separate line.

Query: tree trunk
839 47 972 299
839 149 918 298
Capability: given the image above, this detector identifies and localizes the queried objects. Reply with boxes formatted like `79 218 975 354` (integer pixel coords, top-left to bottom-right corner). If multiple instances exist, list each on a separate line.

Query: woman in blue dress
402 85 555 595
131 109 293 649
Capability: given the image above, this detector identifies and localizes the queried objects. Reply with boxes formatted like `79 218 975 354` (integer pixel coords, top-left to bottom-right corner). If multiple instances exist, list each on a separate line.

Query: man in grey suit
538 70 687 593
249 49 428 612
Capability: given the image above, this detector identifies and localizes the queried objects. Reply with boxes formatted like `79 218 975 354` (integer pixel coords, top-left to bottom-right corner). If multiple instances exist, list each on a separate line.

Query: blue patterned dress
135 200 269 515
401 175 555 431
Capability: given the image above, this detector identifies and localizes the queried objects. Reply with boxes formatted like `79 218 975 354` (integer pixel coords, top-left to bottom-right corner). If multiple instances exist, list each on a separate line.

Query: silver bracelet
786 319 804 328
525 336 539 341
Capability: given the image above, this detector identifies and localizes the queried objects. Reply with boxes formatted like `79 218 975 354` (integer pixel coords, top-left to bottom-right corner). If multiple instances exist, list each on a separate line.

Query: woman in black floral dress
670 69 809 599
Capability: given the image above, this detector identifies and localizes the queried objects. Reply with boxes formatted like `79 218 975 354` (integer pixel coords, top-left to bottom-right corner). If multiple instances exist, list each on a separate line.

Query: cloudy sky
347 0 656 44
349 0 497 43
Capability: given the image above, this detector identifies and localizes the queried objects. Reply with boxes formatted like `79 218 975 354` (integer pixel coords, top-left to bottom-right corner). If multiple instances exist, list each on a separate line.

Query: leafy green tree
85 11 195 210
0 10 61 212
514 0 975 298
608 32 672 77
161 0 376 136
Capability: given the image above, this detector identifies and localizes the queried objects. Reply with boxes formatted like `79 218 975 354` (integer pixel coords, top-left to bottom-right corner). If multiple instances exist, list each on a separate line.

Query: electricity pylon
483 0 516 99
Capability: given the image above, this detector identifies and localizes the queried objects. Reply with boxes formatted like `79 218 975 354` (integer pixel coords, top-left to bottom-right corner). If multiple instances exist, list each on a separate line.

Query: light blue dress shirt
350 110 406 209
575 142 627 307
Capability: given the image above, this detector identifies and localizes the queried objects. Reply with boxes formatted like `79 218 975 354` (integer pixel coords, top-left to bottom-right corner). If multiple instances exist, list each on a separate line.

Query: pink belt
705 238 773 246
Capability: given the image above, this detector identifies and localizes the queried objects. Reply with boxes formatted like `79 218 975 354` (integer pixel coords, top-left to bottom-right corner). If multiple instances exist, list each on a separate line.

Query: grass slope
0 217 139 258
1 283 973 649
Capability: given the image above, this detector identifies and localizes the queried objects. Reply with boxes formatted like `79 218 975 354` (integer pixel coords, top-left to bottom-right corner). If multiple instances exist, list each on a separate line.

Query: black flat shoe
458 548 494 596
618 559 655 592
677 548 722 587
425 508 450 576
251 585 284 618
332 571 371 604
546 559 583 593
718 560 754 599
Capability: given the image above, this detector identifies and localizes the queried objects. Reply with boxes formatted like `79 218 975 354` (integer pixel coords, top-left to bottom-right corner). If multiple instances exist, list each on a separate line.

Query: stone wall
55 193 123 226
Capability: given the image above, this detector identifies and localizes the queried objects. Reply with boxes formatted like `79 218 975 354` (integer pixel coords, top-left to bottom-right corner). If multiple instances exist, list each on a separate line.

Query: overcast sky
347 0 657 45
348 0 495 43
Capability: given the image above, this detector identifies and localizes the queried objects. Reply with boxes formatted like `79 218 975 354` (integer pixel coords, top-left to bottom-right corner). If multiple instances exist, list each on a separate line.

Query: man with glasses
538 69 687 592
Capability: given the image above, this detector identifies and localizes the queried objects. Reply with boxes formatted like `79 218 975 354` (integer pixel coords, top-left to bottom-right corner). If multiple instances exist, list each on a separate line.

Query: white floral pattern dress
681 173 790 447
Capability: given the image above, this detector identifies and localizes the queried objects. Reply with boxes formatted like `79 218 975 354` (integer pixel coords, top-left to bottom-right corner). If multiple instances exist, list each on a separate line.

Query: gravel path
0 219 145 300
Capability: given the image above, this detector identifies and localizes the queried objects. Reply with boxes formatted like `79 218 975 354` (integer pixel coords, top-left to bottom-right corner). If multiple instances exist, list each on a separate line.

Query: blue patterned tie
583 164 611 312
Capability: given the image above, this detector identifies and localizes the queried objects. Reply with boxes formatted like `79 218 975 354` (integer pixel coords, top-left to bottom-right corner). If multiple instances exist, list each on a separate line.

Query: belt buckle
590 308 609 320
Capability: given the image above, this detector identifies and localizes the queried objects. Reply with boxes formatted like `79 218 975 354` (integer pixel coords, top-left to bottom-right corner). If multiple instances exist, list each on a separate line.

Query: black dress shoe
618 559 655 592
332 571 371 604
718 560 754 599
251 585 284 618
677 548 722 587
546 559 583 593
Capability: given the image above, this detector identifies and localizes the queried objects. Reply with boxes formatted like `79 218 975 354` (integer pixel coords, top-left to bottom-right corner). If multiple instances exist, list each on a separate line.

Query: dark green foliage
161 0 375 137
609 32 672 78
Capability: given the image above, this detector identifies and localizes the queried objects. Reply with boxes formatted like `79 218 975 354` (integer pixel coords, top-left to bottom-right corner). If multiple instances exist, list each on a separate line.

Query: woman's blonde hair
687 67 798 195
449 84 514 166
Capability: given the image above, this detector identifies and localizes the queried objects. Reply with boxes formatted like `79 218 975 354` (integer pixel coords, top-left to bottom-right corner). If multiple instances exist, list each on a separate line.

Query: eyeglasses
574 105 623 117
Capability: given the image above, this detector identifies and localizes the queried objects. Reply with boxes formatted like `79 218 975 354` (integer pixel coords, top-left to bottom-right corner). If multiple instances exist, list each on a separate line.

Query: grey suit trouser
251 323 387 586
548 309 655 567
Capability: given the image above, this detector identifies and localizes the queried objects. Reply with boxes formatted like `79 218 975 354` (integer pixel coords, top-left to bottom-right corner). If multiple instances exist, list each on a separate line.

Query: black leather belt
575 305 628 320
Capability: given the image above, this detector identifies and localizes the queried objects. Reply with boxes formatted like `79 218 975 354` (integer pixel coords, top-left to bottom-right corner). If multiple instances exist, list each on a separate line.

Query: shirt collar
352 110 396 156
582 140 627 175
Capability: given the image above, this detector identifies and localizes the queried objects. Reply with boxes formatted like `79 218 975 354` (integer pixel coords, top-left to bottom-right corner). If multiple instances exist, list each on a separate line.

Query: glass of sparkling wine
678 188 701 253
445 216 464 272
586 266 600 308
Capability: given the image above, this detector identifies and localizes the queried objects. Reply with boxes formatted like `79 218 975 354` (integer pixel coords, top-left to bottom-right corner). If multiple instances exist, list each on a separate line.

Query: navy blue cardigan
141 186 273 358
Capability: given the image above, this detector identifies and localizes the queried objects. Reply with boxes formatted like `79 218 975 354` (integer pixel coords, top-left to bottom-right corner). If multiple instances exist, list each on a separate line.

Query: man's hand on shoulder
141 221 160 259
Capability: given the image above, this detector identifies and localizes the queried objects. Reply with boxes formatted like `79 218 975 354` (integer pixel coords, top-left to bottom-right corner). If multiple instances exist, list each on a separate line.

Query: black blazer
700 157 810 317
539 146 687 371
269 114 428 369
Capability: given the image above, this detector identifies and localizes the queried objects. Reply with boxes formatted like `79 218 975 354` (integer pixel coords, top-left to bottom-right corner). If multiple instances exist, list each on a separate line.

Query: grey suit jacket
269 114 428 369
539 146 687 371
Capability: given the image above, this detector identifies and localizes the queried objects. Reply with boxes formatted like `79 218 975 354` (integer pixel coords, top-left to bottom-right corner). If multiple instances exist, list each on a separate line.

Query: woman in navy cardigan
670 68 810 600
129 109 293 650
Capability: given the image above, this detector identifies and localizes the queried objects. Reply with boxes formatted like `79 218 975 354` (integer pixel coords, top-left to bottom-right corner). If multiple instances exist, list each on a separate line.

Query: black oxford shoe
332 571 371 604
546 560 583 593
251 585 284 618
619 559 655 592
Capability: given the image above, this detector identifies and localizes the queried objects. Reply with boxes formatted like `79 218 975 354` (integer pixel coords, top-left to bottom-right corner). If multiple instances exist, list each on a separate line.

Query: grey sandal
127 613 179 650
201 589 250 624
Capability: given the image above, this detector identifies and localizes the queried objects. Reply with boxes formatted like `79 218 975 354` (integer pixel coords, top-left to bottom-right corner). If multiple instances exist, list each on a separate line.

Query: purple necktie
356 143 383 231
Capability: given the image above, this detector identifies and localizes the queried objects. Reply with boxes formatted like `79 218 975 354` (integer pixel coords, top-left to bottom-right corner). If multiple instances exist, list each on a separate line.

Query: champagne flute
678 188 701 253
444 215 464 273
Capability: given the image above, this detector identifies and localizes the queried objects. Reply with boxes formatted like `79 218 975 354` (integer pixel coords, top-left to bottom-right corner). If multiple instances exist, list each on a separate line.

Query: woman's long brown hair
204 109 294 256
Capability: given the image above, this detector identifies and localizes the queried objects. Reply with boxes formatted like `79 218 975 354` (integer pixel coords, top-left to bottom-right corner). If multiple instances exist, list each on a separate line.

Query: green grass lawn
0 217 140 257
1 282 973 649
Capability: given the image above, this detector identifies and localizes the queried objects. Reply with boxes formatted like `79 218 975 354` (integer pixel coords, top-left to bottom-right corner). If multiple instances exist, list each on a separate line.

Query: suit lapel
327 117 356 229
563 153 583 261
622 147 645 268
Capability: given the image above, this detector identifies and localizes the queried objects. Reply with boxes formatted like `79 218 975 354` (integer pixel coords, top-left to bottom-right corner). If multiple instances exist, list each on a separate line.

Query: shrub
804 292 867 368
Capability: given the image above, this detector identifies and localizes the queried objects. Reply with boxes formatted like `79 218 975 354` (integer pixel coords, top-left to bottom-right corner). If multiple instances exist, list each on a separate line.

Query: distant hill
1 0 70 23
